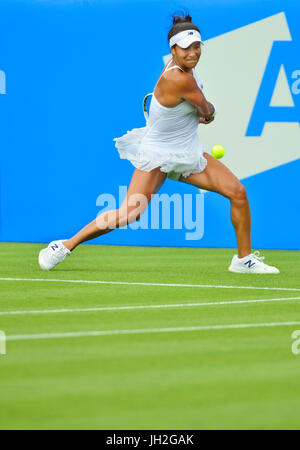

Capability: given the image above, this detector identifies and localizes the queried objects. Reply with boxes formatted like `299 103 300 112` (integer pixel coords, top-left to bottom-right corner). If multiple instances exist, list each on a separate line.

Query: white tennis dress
113 60 208 181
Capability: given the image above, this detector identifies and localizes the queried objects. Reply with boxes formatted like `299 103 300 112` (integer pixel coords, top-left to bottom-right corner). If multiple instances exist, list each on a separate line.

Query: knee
230 183 248 205
118 205 145 226
127 207 143 224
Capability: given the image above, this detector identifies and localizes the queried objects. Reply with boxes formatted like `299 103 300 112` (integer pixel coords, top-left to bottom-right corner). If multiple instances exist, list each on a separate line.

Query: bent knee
230 183 248 203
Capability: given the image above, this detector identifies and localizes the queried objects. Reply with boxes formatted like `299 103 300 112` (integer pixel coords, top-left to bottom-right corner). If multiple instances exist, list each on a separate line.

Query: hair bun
167 12 199 44
172 13 192 25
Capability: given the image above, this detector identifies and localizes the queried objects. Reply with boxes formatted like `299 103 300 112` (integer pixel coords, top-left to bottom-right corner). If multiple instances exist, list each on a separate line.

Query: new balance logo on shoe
244 259 256 268
228 252 279 274
51 244 59 251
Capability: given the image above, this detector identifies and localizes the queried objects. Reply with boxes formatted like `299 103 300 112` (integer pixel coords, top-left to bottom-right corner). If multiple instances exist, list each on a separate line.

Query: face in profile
171 42 202 69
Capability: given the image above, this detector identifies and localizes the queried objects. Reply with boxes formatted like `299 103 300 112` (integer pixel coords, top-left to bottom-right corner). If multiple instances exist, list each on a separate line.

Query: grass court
0 243 299 429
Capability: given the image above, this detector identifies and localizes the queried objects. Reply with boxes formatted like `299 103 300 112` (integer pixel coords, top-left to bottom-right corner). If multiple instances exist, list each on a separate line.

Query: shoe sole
229 265 280 274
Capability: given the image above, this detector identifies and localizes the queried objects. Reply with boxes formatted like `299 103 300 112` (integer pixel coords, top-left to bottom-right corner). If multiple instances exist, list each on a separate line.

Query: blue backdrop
0 0 299 249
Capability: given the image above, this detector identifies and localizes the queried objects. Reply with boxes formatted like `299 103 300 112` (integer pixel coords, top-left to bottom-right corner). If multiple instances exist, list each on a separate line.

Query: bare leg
180 153 251 258
64 168 167 251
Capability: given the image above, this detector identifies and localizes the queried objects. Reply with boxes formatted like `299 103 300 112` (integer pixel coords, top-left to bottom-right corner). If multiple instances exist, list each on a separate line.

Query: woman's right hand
198 116 215 125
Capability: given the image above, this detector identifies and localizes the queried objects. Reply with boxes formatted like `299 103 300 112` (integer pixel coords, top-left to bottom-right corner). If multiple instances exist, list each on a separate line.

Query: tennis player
39 14 279 274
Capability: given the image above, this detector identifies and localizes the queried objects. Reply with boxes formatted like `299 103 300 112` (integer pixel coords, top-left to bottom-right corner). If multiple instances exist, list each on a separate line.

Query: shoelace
251 250 265 262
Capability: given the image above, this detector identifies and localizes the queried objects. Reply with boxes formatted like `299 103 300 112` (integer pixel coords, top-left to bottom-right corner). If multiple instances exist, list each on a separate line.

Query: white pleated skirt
113 126 208 181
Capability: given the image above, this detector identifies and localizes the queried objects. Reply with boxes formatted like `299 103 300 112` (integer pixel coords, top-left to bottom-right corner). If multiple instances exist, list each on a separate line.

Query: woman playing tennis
39 14 279 274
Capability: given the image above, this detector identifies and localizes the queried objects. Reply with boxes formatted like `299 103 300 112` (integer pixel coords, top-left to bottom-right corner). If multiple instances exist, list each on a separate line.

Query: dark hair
168 11 200 46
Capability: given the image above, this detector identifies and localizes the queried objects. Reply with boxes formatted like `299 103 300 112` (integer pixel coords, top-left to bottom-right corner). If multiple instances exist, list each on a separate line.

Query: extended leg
64 167 167 251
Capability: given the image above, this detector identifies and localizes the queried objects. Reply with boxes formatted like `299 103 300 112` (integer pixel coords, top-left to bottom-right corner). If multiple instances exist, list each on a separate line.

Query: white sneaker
228 251 280 274
39 240 71 271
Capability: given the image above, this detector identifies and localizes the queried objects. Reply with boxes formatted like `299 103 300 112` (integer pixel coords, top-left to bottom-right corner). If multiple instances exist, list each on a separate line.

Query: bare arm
177 73 215 118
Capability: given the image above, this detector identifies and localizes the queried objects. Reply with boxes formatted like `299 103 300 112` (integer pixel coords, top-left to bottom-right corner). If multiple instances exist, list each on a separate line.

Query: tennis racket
142 93 153 122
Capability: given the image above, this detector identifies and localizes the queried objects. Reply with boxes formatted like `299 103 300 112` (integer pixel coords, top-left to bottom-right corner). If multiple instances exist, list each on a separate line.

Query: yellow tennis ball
211 144 225 159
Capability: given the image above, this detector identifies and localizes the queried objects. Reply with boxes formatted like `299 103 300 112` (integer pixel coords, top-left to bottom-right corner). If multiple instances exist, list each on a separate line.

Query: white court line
0 277 300 291
1 296 300 316
6 321 300 342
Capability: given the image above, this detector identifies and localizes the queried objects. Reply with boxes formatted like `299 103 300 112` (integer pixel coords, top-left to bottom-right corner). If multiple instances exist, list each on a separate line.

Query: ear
171 46 176 57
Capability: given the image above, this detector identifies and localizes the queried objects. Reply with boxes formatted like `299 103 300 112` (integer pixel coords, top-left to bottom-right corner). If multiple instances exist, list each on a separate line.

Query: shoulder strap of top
164 65 184 73
157 60 185 83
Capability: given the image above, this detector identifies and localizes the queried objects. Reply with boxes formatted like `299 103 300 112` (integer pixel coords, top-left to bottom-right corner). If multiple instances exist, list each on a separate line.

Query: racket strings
143 93 153 122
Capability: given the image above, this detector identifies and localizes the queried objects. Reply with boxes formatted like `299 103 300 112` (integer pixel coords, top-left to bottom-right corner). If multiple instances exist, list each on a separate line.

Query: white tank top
113 59 208 178
141 60 204 151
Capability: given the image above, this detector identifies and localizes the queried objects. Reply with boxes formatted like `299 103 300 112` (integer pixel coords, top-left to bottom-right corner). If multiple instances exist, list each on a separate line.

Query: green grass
0 242 299 430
